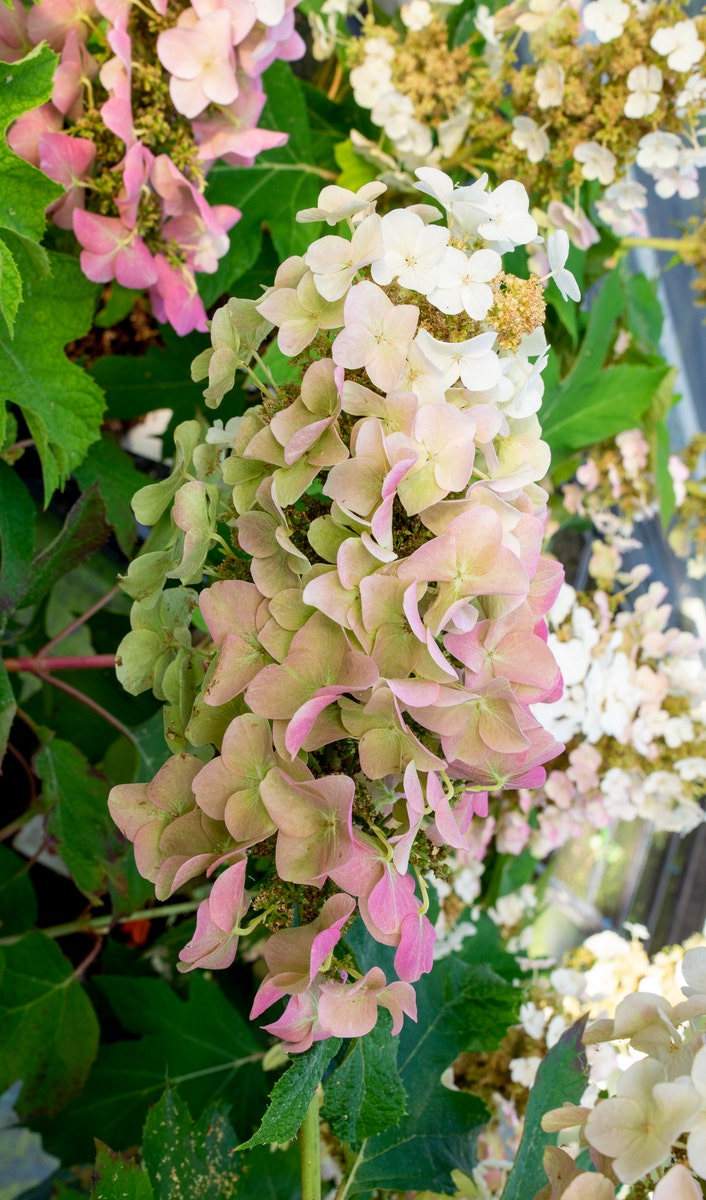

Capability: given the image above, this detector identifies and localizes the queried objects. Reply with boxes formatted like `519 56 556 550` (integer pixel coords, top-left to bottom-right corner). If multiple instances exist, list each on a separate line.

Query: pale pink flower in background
149 254 209 334
7 103 62 166
26 0 98 49
547 200 599 250
192 87 288 166
39 131 96 229
157 10 238 118
116 141 155 228
0 0 30 61
99 26 134 147
74 209 158 287
191 0 256 41
52 28 98 117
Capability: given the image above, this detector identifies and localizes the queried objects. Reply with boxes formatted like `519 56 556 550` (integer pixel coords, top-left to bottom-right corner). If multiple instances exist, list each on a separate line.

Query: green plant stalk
300 1091 322 1200
0 900 201 945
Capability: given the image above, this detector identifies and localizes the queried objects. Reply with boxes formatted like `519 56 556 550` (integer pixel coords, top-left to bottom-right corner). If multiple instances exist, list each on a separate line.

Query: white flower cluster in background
530 579 706 840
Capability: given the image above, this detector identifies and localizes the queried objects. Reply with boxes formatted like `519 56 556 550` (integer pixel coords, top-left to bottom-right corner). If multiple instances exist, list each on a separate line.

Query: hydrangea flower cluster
339 0 706 245
504 577 706 859
562 428 706 584
446 924 706 1198
540 944 706 1195
1 0 303 334
109 172 575 1050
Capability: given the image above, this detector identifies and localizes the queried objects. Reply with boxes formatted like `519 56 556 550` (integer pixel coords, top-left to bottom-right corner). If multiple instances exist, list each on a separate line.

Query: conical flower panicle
111 173 578 1048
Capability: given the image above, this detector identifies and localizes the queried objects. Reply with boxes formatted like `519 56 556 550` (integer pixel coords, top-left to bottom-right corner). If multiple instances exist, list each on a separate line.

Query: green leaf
142 1088 240 1200
641 366 679 528
0 660 16 764
323 1011 407 1146
0 250 105 498
234 1143 301 1199
0 45 62 333
0 845 37 938
342 955 519 1194
53 975 265 1161
543 362 670 460
0 932 100 1119
0 236 21 336
625 271 663 350
89 326 209 424
21 486 110 609
238 1038 341 1151
502 1017 589 1200
0 460 35 617
94 283 141 329
0 48 62 247
91 1144 154 1200
129 710 171 781
35 738 112 899
205 62 324 279
74 438 144 555
333 139 378 192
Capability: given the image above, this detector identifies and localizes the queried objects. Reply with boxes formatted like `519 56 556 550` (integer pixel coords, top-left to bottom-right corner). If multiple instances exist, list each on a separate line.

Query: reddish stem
4 654 116 673
40 584 119 657
34 670 133 742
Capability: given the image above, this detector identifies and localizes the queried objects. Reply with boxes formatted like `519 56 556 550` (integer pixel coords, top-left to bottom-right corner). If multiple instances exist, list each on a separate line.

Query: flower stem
300 1091 322 1200
621 235 689 254
0 900 201 945
4 654 117 673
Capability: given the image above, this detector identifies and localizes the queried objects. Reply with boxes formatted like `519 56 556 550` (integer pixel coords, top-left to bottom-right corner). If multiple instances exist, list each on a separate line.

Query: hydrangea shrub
1 0 304 333
109 172 577 1050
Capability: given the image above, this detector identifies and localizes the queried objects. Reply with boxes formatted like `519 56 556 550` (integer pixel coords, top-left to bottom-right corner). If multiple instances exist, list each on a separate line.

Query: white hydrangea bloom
535 60 565 109
510 1056 542 1087
547 229 581 302
396 117 434 159
364 36 395 64
426 245 501 318
371 89 415 141
625 64 663 118
574 140 616 185
583 0 630 43
651 19 704 73
400 0 432 30
520 1001 547 1039
676 73 706 116
349 59 394 107
636 130 681 171
511 115 551 163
